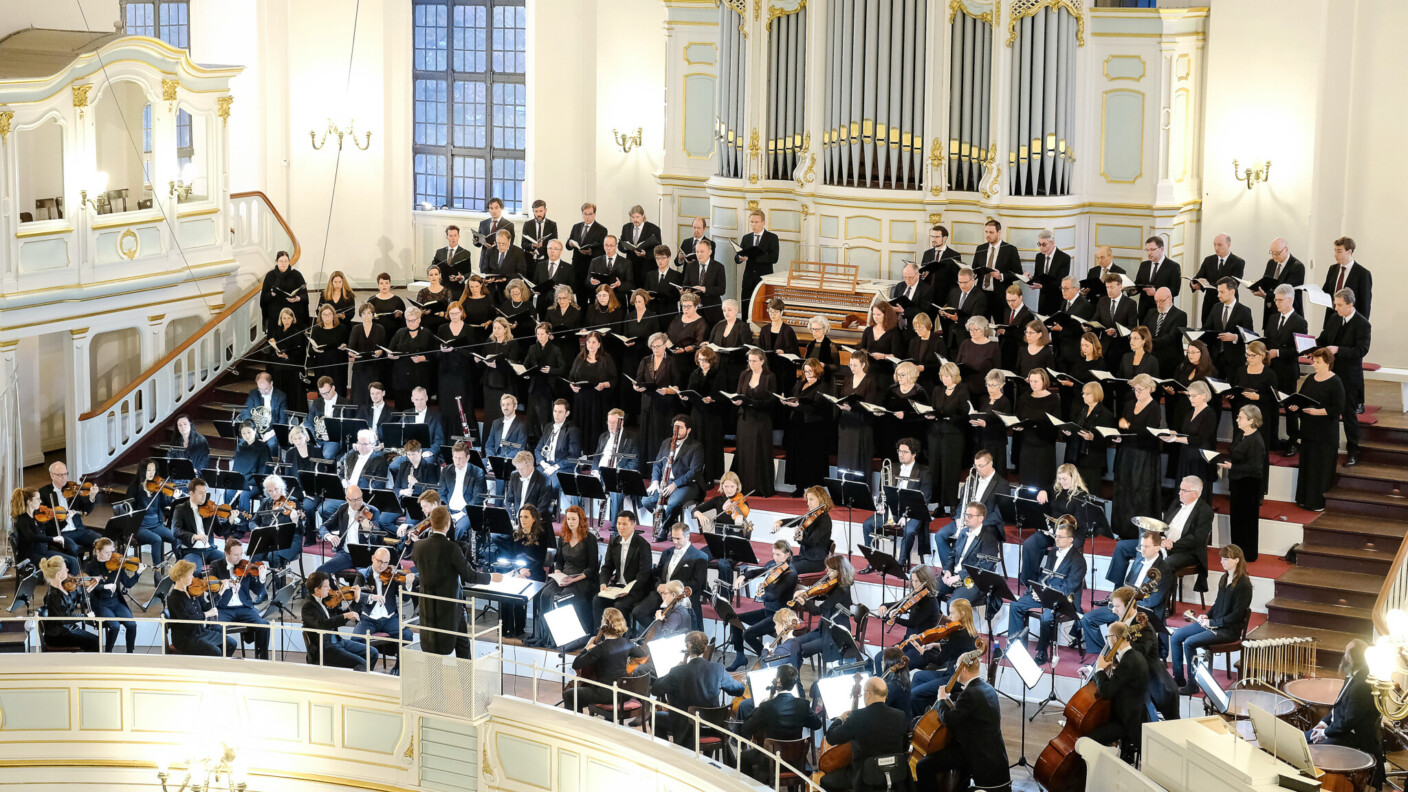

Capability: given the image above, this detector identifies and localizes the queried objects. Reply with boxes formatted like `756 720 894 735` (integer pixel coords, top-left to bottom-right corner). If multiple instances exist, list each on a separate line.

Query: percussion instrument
1308 744 1374 792
1283 677 1345 729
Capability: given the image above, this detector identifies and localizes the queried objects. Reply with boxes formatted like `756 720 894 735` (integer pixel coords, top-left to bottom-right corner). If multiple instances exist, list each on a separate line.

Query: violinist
1088 620 1149 763
125 457 179 562
166 560 237 657
354 547 417 673
724 540 798 672
818 677 910 792
393 490 442 553
935 502 1000 608
774 485 833 574
629 522 707 634
913 651 1009 792
877 645 913 713
496 504 553 639
301 571 379 671
317 484 379 574
738 664 822 784
84 538 143 653
563 608 647 713
859 438 932 572
41 461 102 552
650 630 744 748
640 416 703 541
792 554 855 665
646 580 694 639
38 556 100 652
878 566 941 669
1006 519 1085 666
691 472 750 538
11 487 80 575
525 506 597 648
757 607 804 671
209 539 272 660
171 479 231 566
250 475 304 570
908 598 980 716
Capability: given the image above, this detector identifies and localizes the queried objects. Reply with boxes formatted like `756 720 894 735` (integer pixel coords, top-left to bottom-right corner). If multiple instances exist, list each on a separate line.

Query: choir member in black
730 349 778 497
387 307 436 408
1063 381 1115 490
411 505 499 657
167 559 237 657
884 362 929 464
1146 286 1189 378
1205 277 1254 380
1308 640 1384 788
567 203 608 300
1264 286 1308 452
1254 239 1305 326
300 571 379 670
906 599 981 715
525 505 597 646
587 235 632 298
739 663 822 783
85 538 143 653
650 630 745 748
209 538 272 660
803 315 839 376
366 272 405 338
1318 288 1371 464
621 290 662 420
878 566 941 669
1079 246 1124 297
493 504 553 638
642 245 681 318
1017 320 1056 382
1172 544 1252 690
521 199 557 263
1067 332 1108 384
1188 234 1245 322
633 333 678 469
781 358 832 492
955 315 1001 397
1221 406 1268 560
1164 338 1214 437
544 284 583 361
568 331 617 444
920 224 963 296
535 241 576 317
836 355 878 476
709 298 754 402
684 237 727 325
757 297 799 395
674 347 723 484
792 554 855 664
563 607 648 711
482 230 527 296
1167 381 1216 503
414 264 455 330
309 303 350 396
1015 368 1061 489
434 301 475 437
861 439 931 568
724 540 798 671
499 278 536 340
39 556 100 652
1048 277 1093 367
859 301 903 391
974 219 1024 319
319 270 357 322
169 414 209 479
926 362 970 517
259 250 308 332
620 205 661 285
125 457 177 562
1089 619 1149 763
590 511 653 628
230 421 271 512
891 261 936 328
347 303 389 405
677 216 712 268
266 308 305 406
1112 374 1163 538
432 224 473 284
1095 273 1139 367
667 292 710 360
737 209 780 318
1323 238 1373 322
479 317 520 415
995 285 1034 371
583 283 624 332
1118 325 1160 381
940 268 988 358
969 370 1011 476
908 313 946 391
1008 519 1085 664
1134 235 1181 318
818 676 911 792
521 323 567 430
1293 348 1345 511
458 275 497 344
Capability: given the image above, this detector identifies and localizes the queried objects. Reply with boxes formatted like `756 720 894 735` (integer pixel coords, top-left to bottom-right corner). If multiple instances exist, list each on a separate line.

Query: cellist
738 664 822 784
649 630 744 748
1087 619 1149 763
914 650 1009 792
817 677 909 792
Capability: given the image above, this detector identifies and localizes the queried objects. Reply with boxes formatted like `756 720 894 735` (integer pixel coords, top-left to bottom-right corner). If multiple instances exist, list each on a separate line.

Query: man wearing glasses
1251 237 1304 330
1103 475 1213 593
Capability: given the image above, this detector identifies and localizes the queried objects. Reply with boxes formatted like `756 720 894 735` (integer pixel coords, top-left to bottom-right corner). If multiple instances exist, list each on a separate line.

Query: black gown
667 316 710 358
928 382 971 515
1017 391 1061 488
435 322 476 437
1228 430 1268 561
686 365 727 483
522 341 567 431
388 325 438 406
347 322 388 404
318 293 357 324
1113 399 1163 539
635 354 678 459
757 323 800 395
908 333 947 391
308 322 351 396
1295 374 1345 511
619 309 661 421
1175 405 1217 504
1065 401 1116 490
804 336 839 378
1230 365 1280 458
860 326 904 391
460 294 497 345
837 375 878 474
545 304 583 363
583 304 624 333
785 378 832 490
886 384 930 463
498 297 537 341
267 322 306 405
414 285 455 331
1016 344 1056 378
972 391 1012 476
259 266 309 331
366 294 406 339
955 339 1001 398
479 337 521 414
569 355 618 443
731 370 777 496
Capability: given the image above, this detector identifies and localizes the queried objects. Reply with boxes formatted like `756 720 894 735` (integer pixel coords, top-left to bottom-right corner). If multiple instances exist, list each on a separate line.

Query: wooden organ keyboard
746 260 897 346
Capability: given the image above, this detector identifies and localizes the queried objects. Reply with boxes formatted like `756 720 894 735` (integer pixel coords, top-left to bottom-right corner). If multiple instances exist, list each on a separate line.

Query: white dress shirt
450 466 469 512
1167 501 1195 545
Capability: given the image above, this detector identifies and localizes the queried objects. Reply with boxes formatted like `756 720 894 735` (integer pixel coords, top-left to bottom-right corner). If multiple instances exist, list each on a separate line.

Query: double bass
817 673 866 773
1033 611 1148 792
908 640 987 770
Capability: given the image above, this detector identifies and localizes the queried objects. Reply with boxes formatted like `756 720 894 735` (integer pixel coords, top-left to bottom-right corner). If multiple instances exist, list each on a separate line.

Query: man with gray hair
1105 475 1214 592
1252 237 1304 329
1079 245 1125 297
1031 229 1070 315
888 261 934 327
1142 286 1188 377
1264 283 1308 454
1317 288 1372 465
1190 233 1245 323
252 474 307 569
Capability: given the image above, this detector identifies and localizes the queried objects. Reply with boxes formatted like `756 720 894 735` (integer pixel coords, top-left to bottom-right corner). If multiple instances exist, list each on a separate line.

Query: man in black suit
889 262 935 329
1134 235 1181 317
316 484 380 574
1095 273 1138 367
411 506 500 657
736 209 780 318
1205 276 1255 375
620 204 662 288
1143 287 1188 379
973 219 1023 319
939 267 987 357
1089 620 1150 763
1031 230 1071 316
534 240 576 314
484 393 530 469
1047 276 1094 368
209 538 272 660
241 371 289 453
355 383 394 440
1318 288 1372 465
503 451 556 516
481 230 528 295
737 664 824 782
567 202 608 302
431 224 474 284
650 630 745 747
685 238 727 324
398 387 446 456
1253 237 1305 329
475 197 515 269
861 438 934 570
1189 233 1245 323
1264 285 1309 454
519 199 557 265
936 503 1001 607
1079 245 1126 297
919 223 963 299
305 376 349 458
676 216 714 268
640 417 704 540
1105 476 1211 591
587 235 632 298
932 451 1007 568
338 429 389 491
1322 236 1372 322
591 511 654 627
592 410 640 524
630 523 709 632
39 460 103 551
913 651 1009 792
819 677 911 792
996 285 1034 371
642 245 683 318
1085 534 1172 656
535 400 582 505
1009 520 1086 665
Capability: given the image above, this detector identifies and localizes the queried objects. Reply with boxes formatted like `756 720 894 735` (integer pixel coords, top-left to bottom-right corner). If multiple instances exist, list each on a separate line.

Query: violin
378 567 409 585
884 584 933 627
626 586 694 675
722 492 756 536
268 496 300 517
186 576 226 597
232 559 267 578
61 575 99 592
321 586 359 609
34 505 70 524
896 620 963 652
104 554 144 573
791 506 826 542
753 561 791 602
406 517 432 539
198 500 247 521
357 506 376 523
145 476 178 497
61 480 96 500
789 575 839 607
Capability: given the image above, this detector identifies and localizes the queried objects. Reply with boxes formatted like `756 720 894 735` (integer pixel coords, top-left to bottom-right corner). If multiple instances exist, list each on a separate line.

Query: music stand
212 418 241 440
709 590 748 662
703 533 758 570
364 488 401 521
1025 584 1082 720
964 564 1017 688
103 511 142 550
1069 491 1111 611
884 486 931 562
484 456 515 491
165 458 197 481
348 543 378 570
858 546 906 623
1002 639 1046 775
558 472 608 530
604 466 648 503
270 423 293 447
824 476 874 556
996 487 1048 594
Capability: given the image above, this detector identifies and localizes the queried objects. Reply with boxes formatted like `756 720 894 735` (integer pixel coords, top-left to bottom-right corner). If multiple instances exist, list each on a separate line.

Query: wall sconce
169 163 196 202
79 171 110 213
1233 159 1271 190
157 742 250 792
310 119 372 151
612 127 643 154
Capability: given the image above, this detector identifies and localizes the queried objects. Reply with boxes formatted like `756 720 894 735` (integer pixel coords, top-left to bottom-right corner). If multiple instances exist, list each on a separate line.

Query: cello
908 640 987 770
1033 611 1148 792
817 672 866 774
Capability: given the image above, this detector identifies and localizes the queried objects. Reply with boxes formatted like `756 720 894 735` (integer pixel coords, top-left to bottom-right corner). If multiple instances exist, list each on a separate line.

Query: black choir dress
731 370 777 496
435 322 476 437
1016 344 1056 378
366 294 406 339
1065 401 1115 490
388 325 438 407
569 355 618 444
709 320 754 419
804 336 839 378
522 340 567 431
757 323 800 396
545 304 583 363
956 339 1002 398
414 285 455 331
1112 398 1164 539
1176 405 1217 504
1227 429 1268 561
908 332 947 391
635 354 678 458
972 391 1012 476
460 294 497 345
859 326 904 391
318 293 357 324
308 321 351 396
927 382 971 515
1295 374 1345 511
498 297 537 341
259 265 309 331
686 365 727 483
583 303 624 333
479 337 521 415
886 384 930 463
267 322 306 406
1164 360 1208 438
837 375 878 475
784 377 832 491
1017 390 1061 488
1230 364 1280 459
347 321 388 404
619 309 661 421
667 316 710 358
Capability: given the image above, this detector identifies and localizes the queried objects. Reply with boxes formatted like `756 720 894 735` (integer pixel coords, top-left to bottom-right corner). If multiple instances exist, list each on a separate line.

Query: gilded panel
819 215 839 238
770 209 800 233
683 42 718 65
1103 55 1146 82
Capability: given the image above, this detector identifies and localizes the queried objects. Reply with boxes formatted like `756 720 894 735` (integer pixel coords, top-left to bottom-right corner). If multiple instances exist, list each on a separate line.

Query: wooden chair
33 197 59 220
1202 619 1252 682
762 737 810 791
689 704 733 761
586 673 652 729
1173 563 1207 609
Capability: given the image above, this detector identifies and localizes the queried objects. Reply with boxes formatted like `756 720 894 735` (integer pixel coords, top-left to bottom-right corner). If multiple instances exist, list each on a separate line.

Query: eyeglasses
965 512 982 519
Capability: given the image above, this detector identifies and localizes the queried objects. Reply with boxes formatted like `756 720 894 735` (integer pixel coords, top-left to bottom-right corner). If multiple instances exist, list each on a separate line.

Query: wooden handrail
1373 533 1408 637
78 191 299 421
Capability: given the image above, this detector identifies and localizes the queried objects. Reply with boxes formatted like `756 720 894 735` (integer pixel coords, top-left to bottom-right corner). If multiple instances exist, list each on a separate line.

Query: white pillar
67 327 93 475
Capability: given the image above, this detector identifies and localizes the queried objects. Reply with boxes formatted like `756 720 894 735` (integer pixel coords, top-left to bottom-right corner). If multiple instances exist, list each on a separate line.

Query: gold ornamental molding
0 110 12 144
217 95 233 125
117 228 140 260
72 84 93 118
949 0 995 25
766 0 805 30
928 212 944 226
929 138 946 196
1007 0 1085 46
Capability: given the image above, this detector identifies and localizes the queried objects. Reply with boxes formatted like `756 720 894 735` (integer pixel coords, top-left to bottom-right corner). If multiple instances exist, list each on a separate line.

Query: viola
377 567 409 585
34 505 69 524
145 477 178 497
198 500 245 521
61 480 96 500
269 496 300 516
186 576 226 597
896 620 963 652
322 586 359 609
753 561 791 602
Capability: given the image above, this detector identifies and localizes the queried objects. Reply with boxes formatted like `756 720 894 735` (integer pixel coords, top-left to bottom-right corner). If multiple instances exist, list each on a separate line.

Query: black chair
859 752 910 791
7 571 40 613
586 673 652 729
689 704 734 761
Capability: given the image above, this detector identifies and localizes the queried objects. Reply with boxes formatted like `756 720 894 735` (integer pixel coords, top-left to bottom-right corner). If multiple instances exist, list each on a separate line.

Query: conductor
410 505 503 658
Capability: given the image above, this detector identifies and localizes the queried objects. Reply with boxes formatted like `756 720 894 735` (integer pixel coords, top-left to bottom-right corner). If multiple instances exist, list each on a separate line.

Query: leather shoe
1034 652 1050 666
1283 442 1299 457
1178 682 1200 696
1356 403 1366 415
1345 455 1360 467
859 566 877 575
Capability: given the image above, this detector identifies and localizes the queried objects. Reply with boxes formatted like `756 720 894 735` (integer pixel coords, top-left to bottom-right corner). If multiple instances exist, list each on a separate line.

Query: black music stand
824 476 874 556
858 546 905 625
484 456 515 491
299 471 345 502
964 564 1017 688
602 467 648 516
708 590 747 665
364 488 401 522
995 487 1047 594
703 533 759 596
1068 491 1111 610
883 486 931 564
270 423 293 447
1026 583 1082 720
164 458 197 481
212 419 241 440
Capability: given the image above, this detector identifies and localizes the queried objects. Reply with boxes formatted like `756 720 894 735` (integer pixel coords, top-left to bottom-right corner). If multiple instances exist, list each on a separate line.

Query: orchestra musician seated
524 506 598 648
738 664 823 784
818 676 910 792
877 566 941 670
353 548 417 675
382 439 440 533
399 387 446 457
1006 519 1086 666
239 371 287 453
935 503 1000 608
11 486 81 575
84 538 143 653
913 648 1009 792
774 486 835 575
125 457 178 564
171 478 231 567
322 429 389 520
389 490 441 558
649 630 745 749
589 511 654 635
792 554 856 666
484 394 530 493
301 572 379 671
40 461 103 553
931 451 1005 570
534 399 582 511
639 416 704 542
1172 544 1253 693
859 438 933 571
629 522 708 635
230 421 272 513
38 555 100 652
692 471 750 538
875 646 913 715
1080 532 1169 658
562 607 647 714
317 485 379 574
725 540 799 672
166 560 238 657
503 451 557 518
437 441 488 542
591 409 640 526
1307 639 1384 787
1088 620 1149 764
209 538 272 661
908 599 980 717
305 376 346 459
249 475 305 570
1105 475 1213 594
